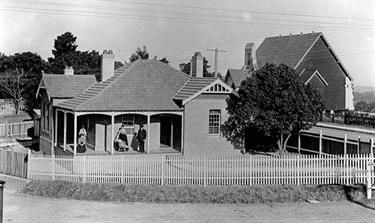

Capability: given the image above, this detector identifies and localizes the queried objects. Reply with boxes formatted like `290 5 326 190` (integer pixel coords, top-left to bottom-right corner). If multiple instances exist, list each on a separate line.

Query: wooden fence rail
28 153 375 186
0 121 34 138
0 150 28 178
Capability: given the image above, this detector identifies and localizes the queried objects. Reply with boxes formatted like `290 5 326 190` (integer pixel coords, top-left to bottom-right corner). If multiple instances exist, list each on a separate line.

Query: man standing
137 124 147 153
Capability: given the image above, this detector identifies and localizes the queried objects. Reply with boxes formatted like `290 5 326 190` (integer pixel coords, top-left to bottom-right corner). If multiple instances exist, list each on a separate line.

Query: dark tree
115 61 124 69
52 32 78 58
129 46 149 62
158 57 169 65
0 69 28 114
222 63 325 154
0 52 45 111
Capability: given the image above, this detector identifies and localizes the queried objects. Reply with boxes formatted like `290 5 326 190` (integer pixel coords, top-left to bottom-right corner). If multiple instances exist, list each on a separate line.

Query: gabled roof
256 32 353 81
55 60 191 112
37 74 97 99
173 77 233 105
224 69 251 88
257 32 322 68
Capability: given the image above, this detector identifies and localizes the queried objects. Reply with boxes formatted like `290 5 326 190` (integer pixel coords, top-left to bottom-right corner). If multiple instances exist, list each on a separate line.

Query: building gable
174 78 233 106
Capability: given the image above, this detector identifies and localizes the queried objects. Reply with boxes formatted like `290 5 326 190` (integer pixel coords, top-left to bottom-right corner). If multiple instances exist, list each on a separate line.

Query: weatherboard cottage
37 51 239 156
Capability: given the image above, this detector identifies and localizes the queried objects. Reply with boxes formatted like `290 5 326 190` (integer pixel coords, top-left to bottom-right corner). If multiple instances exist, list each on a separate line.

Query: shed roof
55 60 191 112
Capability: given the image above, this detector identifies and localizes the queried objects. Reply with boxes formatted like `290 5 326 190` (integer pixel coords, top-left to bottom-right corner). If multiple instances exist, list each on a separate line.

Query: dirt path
1 175 375 222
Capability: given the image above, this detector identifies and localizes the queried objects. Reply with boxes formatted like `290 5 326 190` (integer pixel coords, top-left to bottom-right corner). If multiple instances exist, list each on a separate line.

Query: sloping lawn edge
21 180 366 204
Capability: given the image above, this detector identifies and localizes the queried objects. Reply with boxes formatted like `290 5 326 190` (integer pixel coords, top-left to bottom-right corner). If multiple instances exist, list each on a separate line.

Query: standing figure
77 125 87 153
131 132 139 151
137 124 147 153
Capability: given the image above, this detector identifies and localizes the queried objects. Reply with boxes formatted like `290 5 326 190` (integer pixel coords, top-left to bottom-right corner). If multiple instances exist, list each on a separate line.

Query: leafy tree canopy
128 46 169 65
52 31 78 58
222 63 325 154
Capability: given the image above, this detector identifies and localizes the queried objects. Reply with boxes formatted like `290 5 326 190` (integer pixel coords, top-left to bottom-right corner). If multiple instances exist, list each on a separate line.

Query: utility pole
207 48 227 77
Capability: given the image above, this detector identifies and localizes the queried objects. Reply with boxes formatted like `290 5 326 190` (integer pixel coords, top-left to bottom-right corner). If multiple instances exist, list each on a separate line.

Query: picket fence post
161 156 164 186
51 155 55 180
26 149 31 179
203 156 207 187
82 156 86 183
297 155 300 185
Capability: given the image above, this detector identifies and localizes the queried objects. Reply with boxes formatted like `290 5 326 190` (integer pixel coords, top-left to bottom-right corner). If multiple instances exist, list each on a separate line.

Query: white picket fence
0 121 34 138
27 153 375 186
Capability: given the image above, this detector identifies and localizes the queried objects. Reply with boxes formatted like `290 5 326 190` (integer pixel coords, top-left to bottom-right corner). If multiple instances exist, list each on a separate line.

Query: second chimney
64 66 74 75
101 50 115 82
190 52 204 77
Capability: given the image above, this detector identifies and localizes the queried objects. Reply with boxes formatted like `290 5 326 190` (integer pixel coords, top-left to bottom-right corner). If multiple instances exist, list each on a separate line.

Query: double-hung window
209 110 220 135
122 115 135 134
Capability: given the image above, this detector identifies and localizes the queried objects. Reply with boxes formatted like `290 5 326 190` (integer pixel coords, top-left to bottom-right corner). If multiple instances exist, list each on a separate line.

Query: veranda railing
27 153 375 187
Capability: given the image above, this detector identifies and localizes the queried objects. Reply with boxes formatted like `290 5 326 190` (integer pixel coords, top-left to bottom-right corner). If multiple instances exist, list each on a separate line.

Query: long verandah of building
54 109 183 155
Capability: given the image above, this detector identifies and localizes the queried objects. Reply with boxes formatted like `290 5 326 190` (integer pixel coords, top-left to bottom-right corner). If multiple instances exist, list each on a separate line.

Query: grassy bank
21 180 367 204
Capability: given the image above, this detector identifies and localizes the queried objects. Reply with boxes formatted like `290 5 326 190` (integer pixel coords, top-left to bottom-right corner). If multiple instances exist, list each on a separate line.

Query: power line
2 2 374 32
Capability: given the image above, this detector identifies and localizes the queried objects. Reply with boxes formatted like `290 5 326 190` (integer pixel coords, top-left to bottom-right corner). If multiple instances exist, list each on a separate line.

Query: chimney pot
64 66 74 75
101 50 115 82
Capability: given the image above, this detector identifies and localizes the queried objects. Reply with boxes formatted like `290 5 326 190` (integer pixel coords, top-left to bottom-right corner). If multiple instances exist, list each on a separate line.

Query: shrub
21 180 364 204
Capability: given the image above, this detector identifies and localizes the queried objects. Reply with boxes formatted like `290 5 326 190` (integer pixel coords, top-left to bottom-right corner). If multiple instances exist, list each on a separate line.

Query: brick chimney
243 43 257 71
190 52 204 77
101 50 115 82
64 66 74 75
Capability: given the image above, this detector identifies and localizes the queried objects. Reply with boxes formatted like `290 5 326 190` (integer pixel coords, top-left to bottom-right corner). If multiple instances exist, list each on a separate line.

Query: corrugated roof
257 32 322 68
225 69 251 87
41 74 97 98
55 60 191 111
173 77 217 101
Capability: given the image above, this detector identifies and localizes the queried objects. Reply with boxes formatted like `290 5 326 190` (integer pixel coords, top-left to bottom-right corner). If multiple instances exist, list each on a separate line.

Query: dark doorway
160 115 172 146
172 116 181 151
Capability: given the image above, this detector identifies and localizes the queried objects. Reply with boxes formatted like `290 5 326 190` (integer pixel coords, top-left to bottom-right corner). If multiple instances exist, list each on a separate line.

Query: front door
160 115 172 146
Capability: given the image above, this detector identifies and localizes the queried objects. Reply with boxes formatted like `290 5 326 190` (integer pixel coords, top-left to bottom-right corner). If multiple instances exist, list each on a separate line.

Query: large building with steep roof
225 32 354 110
37 51 239 156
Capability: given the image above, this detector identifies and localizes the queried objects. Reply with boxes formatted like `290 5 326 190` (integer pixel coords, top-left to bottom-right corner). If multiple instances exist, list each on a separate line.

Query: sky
0 0 374 87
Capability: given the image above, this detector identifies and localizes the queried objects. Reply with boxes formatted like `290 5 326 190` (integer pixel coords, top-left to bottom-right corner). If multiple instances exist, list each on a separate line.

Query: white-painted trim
305 70 328 86
182 79 233 105
73 114 77 155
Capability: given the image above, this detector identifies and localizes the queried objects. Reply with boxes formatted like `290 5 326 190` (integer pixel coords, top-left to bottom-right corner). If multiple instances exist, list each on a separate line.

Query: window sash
209 110 220 135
